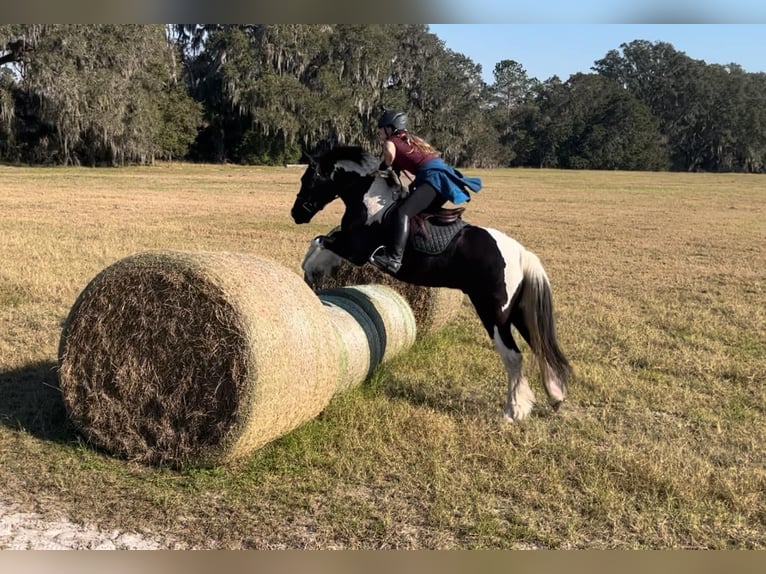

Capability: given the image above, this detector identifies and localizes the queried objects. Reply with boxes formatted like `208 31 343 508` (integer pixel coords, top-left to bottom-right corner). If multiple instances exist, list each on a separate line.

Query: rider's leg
371 208 409 273
371 183 439 273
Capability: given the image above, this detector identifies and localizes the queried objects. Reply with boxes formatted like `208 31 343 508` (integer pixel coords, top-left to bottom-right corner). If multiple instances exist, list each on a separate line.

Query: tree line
1 24 765 172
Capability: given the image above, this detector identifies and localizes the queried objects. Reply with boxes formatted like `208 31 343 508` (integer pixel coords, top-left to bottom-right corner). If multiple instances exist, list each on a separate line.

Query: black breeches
398 182 444 217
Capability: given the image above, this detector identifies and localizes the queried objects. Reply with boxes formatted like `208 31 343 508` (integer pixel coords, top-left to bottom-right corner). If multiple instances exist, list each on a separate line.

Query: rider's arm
382 139 414 181
382 140 396 167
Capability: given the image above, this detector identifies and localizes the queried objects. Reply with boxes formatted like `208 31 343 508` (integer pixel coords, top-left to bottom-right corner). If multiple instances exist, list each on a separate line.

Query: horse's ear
302 151 318 168
299 146 317 166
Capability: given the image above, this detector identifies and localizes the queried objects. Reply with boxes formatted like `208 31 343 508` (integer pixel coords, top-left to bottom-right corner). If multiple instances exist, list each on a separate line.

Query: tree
735 72 766 172
561 74 668 170
591 39 766 172
511 76 572 168
177 25 499 165
1 25 201 165
155 83 204 161
593 40 699 169
0 68 15 159
491 60 535 119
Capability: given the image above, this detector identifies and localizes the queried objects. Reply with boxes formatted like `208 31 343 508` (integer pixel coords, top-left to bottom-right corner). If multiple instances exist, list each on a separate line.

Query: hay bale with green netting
310 258 464 335
58 251 419 468
319 297 375 394
319 284 417 391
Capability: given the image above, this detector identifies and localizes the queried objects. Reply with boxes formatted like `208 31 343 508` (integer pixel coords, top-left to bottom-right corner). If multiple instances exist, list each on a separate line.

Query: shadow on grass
378 370 557 422
0 360 77 443
377 372 503 420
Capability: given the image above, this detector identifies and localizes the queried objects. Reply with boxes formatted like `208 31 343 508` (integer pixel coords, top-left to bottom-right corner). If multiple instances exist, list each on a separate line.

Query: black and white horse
290 146 571 421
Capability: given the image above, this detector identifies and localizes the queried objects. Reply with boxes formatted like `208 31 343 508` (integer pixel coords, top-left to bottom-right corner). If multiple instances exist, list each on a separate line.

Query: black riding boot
371 211 409 274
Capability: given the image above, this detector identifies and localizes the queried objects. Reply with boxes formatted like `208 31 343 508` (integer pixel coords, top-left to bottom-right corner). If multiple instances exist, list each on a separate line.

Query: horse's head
291 155 338 224
290 146 381 224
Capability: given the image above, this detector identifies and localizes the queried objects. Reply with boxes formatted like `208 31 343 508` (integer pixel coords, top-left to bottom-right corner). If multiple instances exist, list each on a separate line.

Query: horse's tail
518 249 571 403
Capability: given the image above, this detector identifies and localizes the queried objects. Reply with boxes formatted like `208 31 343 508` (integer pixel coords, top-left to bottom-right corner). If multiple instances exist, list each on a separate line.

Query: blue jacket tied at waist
413 158 482 205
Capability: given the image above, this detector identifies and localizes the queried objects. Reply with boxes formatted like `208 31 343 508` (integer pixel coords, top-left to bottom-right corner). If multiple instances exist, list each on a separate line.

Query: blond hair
398 131 440 156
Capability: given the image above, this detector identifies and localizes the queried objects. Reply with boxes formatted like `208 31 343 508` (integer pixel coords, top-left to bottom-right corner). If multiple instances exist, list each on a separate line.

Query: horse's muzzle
291 202 316 224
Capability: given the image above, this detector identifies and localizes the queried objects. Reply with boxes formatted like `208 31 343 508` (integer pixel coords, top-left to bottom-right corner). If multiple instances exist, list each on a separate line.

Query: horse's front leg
301 236 346 289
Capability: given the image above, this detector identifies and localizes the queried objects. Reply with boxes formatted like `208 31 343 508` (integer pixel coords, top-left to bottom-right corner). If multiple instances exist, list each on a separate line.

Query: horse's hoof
551 399 565 412
503 408 529 423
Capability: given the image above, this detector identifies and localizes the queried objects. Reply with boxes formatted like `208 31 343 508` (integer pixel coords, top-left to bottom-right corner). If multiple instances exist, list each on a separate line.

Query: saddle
409 207 468 255
417 206 465 225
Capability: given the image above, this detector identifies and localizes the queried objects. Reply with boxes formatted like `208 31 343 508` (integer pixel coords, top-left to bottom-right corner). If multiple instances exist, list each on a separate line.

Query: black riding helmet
378 110 407 132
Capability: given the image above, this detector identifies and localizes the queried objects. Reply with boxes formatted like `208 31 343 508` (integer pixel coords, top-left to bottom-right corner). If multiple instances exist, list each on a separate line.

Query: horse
290 146 571 421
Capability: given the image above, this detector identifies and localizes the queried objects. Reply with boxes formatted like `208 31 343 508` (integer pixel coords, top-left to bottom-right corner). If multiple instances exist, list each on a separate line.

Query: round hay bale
58 251 342 467
310 258 464 335
318 285 416 393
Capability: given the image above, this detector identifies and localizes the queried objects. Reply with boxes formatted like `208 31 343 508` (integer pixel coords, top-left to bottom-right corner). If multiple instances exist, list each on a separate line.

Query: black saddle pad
408 218 468 255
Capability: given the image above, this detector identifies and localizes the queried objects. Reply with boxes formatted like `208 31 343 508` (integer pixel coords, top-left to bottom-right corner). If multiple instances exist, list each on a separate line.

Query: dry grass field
0 163 764 549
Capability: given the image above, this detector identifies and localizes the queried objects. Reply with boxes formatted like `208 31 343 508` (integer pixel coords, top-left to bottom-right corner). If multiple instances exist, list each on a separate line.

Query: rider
370 109 482 274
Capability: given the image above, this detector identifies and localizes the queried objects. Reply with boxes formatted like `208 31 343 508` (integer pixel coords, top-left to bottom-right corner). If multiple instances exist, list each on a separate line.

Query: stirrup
369 246 402 274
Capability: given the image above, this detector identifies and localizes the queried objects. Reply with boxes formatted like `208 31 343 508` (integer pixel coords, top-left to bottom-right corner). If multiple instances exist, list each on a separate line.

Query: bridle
297 164 337 217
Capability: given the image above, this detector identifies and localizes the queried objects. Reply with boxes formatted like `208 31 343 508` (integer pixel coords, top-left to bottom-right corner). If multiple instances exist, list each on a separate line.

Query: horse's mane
320 146 379 176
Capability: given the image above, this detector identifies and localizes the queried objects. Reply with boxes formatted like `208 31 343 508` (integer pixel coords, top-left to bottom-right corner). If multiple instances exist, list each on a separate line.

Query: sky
430 0 766 24
428 24 766 85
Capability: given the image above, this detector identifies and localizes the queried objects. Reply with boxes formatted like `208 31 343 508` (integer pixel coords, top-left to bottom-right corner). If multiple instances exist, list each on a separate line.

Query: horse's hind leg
510 284 567 409
469 288 536 422
492 323 535 422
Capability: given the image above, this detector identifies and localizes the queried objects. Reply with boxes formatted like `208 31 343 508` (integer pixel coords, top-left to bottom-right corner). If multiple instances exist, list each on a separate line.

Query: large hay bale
310 258 464 335
58 251 343 467
58 251 420 468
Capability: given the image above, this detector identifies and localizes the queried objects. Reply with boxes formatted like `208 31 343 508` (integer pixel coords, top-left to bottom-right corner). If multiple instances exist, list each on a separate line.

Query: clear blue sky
428 1 766 24
428 24 766 84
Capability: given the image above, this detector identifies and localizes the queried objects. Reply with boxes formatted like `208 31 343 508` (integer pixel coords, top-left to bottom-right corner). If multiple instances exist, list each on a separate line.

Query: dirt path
0 499 172 550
